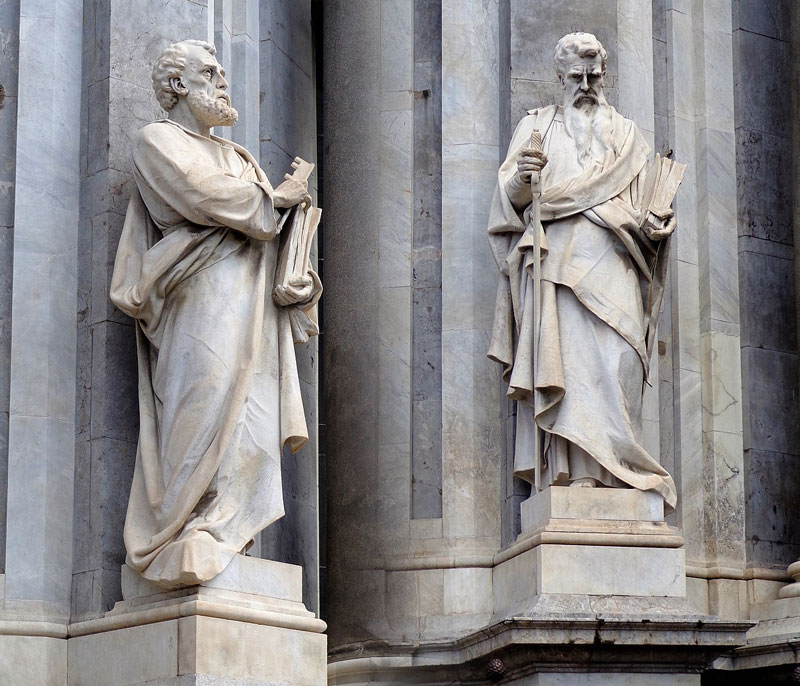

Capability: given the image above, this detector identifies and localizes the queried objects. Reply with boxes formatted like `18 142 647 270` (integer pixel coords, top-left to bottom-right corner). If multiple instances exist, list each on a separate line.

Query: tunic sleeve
133 123 277 240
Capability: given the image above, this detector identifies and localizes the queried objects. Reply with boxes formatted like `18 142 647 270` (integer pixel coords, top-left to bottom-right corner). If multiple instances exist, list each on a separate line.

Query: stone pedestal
329 488 752 685
67 556 327 686
495 487 685 607
481 487 749 684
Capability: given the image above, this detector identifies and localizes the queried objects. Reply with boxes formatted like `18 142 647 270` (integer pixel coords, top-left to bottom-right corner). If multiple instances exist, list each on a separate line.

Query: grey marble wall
508 0 618 130
322 0 383 646
733 0 800 569
0 0 20 574
72 0 208 621
71 0 323 621
258 0 321 617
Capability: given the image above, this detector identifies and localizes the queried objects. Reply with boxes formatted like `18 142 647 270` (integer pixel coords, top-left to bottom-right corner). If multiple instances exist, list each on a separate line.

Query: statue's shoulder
135 120 188 151
511 105 558 142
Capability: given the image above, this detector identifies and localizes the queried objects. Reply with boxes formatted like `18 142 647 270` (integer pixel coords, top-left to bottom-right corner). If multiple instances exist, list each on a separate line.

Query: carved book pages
641 154 687 224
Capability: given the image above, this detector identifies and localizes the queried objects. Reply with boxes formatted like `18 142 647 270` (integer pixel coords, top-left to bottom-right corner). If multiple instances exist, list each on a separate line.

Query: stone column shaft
665 0 746 602
5 0 83 621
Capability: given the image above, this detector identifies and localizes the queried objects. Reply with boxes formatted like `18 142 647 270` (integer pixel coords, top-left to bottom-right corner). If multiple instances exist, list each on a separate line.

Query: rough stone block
745 450 800 568
739 250 796 354
733 0 791 41
736 128 792 246
733 29 789 136
741 348 800 456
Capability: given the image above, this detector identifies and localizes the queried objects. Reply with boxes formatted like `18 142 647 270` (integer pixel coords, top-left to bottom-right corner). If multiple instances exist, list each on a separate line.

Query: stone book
641 153 686 224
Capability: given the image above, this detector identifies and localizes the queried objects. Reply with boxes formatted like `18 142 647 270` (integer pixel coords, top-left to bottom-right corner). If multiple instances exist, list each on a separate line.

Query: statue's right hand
274 175 311 208
517 147 548 182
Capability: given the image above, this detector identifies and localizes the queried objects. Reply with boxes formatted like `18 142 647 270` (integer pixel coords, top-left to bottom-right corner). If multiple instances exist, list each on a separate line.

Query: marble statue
488 32 681 509
110 40 322 587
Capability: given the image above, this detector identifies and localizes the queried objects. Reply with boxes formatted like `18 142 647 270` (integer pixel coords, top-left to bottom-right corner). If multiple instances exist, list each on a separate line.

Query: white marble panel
416 568 445 617
380 0 413 93
441 328 502 543
441 142 501 332
386 570 418 626
5 415 74 607
378 286 412 447
699 131 739 327
666 7 695 122
440 0 502 553
538 545 686 596
700 331 744 436
673 259 702 373
675 366 704 562
617 0 655 142
708 578 748 620
670 117 699 265
442 0 500 147
378 109 413 288
377 442 412 546
231 26 261 154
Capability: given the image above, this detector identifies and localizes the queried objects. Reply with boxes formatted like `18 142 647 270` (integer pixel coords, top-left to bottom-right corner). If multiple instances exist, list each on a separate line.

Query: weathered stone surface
741 347 800 456
746 450 800 567
739 249 796 353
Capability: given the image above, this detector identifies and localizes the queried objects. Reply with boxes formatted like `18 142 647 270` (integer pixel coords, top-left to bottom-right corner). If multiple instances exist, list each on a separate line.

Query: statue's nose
580 74 589 91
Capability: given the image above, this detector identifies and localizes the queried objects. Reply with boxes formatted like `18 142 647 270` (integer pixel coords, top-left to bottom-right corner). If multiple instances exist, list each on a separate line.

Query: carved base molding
66 557 327 686
328 609 752 685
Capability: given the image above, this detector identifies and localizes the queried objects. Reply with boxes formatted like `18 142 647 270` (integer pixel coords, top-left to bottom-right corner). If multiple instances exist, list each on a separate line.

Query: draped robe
488 105 677 509
110 120 320 587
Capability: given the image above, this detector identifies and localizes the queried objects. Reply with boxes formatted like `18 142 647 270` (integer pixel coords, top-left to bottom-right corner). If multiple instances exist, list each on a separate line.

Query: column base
67 556 327 686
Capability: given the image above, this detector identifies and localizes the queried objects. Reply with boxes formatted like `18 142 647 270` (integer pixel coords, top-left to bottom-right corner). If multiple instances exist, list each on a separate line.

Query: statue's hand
274 176 311 208
643 209 676 241
517 147 548 182
273 275 314 307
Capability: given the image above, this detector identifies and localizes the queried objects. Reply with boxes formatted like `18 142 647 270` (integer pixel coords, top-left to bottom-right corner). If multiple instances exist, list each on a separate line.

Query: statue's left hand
643 209 676 240
273 275 314 307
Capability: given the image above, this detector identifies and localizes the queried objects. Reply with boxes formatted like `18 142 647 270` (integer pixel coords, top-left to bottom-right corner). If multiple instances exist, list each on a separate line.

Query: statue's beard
564 101 615 165
187 89 239 128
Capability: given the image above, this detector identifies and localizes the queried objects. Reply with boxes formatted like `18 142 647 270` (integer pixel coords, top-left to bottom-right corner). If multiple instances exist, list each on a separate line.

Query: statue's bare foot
570 477 598 488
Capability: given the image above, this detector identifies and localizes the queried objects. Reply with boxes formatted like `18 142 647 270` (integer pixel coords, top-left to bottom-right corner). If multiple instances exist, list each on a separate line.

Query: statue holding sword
488 32 683 509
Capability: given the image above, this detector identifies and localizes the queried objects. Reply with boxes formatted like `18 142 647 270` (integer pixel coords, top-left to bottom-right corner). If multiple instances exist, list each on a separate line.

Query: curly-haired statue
111 39 321 587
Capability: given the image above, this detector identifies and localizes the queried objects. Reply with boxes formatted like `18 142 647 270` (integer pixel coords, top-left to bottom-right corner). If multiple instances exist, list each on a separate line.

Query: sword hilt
529 129 543 195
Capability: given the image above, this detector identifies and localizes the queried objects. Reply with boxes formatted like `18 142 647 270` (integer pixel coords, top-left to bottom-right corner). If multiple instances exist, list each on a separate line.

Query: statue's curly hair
152 39 216 111
554 32 607 77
